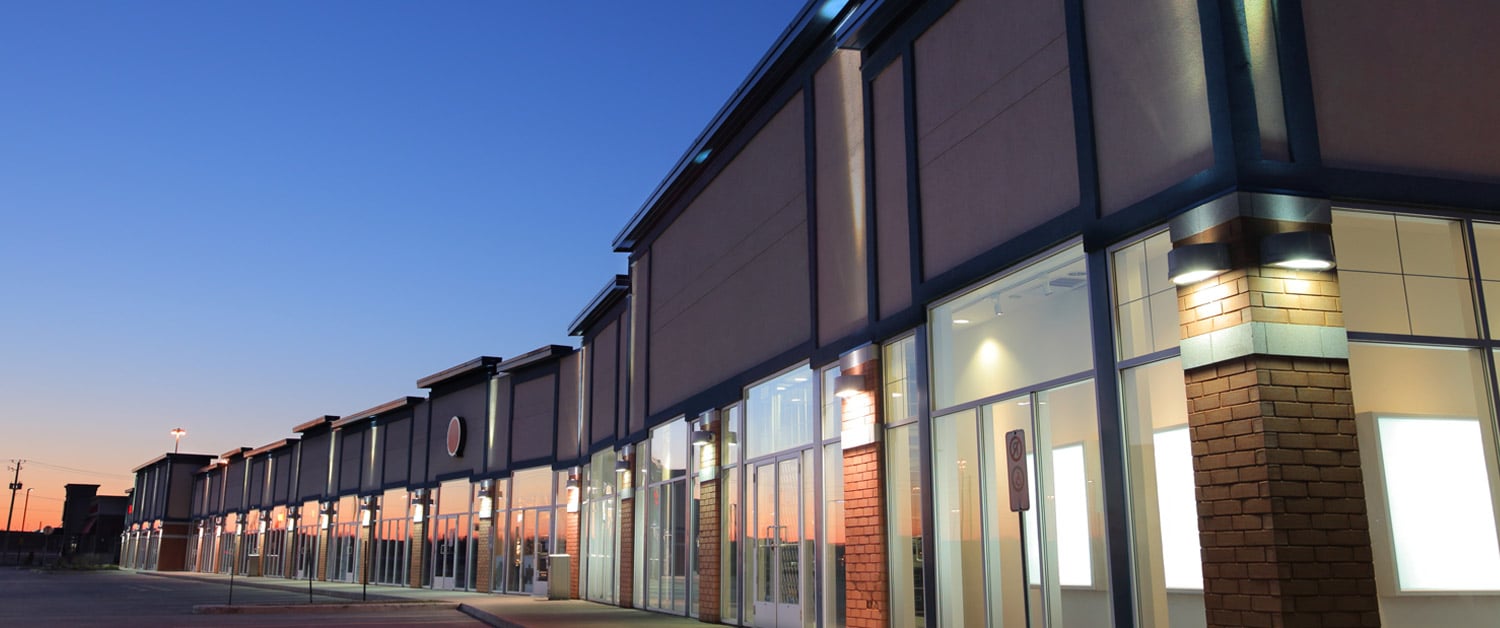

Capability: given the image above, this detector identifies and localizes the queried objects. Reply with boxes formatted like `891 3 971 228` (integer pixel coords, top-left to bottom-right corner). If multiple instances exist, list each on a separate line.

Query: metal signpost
1006 429 1032 628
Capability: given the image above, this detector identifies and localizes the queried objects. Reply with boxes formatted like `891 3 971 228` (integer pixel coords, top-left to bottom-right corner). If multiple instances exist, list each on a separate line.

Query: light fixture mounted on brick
1166 241 1232 286
1261 230 1336 271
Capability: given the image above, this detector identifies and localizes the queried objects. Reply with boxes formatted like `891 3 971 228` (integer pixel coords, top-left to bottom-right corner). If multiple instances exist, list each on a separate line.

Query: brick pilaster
619 496 635 609
565 509 581 600
697 478 720 623
475 518 494 592
1178 252 1379 627
316 526 331 582
841 357 889 628
409 518 427 588
357 523 374 584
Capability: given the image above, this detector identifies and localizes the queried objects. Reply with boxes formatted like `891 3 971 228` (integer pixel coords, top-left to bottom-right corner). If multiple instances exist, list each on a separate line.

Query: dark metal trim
1064 0 1101 219
1087 247 1137 627
806 73 823 349
902 48 924 294
1270 0 1322 166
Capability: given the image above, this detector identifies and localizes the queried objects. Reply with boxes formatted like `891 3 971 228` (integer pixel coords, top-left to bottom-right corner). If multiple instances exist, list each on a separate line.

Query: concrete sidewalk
138 571 708 627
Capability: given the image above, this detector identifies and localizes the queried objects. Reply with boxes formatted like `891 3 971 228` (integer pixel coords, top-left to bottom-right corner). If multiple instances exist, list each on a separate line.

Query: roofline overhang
334 396 425 429
611 0 861 253
417 356 503 389
567 275 630 336
292 415 341 434
496 345 574 375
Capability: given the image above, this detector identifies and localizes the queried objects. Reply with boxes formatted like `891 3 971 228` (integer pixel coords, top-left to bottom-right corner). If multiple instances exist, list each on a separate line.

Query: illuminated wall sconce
834 373 867 399
1167 242 1232 286
477 480 494 520
1261 230 1336 271
319 502 334 530
359 496 375 527
565 470 580 513
615 444 633 474
411 489 427 524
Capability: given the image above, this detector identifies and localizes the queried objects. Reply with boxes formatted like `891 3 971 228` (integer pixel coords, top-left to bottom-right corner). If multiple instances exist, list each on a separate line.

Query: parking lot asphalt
0 567 485 627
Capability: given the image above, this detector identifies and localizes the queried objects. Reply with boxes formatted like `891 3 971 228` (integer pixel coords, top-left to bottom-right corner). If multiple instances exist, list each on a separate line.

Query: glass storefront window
886 422 925 628
929 242 1108 628
1112 231 1178 360
884 336 920 426
823 442 846 628
1333 210 1477 337
1346 343 1500 624
745 367 815 459
583 450 618 603
1121 358 1204 627
931 245 1093 409
644 418 690 614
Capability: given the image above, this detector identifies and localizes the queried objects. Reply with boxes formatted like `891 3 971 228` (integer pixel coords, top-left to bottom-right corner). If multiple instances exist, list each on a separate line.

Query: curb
134 571 404 602
458 603 524 628
196 601 458 615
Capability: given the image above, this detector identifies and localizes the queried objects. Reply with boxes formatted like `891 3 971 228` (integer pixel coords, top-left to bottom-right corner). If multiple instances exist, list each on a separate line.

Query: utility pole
4 460 23 558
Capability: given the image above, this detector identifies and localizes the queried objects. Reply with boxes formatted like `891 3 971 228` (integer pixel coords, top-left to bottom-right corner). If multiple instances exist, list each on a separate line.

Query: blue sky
0 0 808 527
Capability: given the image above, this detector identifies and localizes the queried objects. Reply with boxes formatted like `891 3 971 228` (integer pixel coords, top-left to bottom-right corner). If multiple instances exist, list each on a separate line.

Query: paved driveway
0 568 484 627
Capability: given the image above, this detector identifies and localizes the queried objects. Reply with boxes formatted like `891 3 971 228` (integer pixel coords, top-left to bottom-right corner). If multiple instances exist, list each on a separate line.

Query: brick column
409 518 427 588
565 509 581 600
840 349 889 628
316 523 331 582
357 522 374 585
475 517 494 592
619 494 635 609
1173 196 1379 628
697 477 720 623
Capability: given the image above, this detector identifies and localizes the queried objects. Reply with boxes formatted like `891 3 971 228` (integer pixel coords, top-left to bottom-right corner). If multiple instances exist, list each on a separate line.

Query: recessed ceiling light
954 318 971 325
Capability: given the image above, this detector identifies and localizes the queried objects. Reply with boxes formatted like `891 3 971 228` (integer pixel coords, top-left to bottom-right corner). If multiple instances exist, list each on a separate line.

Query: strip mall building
121 1 1500 626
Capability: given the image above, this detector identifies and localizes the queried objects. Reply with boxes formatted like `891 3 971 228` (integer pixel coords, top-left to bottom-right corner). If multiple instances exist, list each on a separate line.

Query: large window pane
1122 358 1205 627
932 245 1093 408
823 443 846 628
1113 231 1179 360
1348 343 1500 625
746 367 815 458
1333 210 1478 338
932 409 985 627
1376 417 1500 591
884 335 920 426
886 423 925 628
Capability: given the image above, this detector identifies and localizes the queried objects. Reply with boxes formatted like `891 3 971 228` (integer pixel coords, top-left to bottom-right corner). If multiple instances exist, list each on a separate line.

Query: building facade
125 1 1500 626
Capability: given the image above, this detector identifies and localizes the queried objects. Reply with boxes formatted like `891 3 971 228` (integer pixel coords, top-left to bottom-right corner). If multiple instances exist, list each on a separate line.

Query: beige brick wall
1186 356 1379 627
697 478 720 622
618 496 635 609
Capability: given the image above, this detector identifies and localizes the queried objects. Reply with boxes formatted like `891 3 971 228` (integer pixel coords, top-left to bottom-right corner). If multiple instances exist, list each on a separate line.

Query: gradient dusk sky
0 0 808 530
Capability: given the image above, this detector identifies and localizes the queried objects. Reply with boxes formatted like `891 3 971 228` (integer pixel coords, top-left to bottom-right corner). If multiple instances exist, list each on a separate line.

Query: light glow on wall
1378 416 1500 591
1153 427 1204 590
1025 445 1092 587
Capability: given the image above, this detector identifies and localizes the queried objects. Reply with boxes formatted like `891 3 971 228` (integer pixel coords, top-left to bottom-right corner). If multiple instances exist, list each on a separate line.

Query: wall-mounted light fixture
565 470 580 513
359 496 375 527
477 480 494 520
1261 230 1336 271
615 444 633 474
1167 242 1232 286
410 489 426 524
691 422 715 447
834 373 867 399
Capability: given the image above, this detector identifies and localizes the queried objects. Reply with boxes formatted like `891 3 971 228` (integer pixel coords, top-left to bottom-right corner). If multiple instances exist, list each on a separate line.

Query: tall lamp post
171 428 187 454
20 488 31 532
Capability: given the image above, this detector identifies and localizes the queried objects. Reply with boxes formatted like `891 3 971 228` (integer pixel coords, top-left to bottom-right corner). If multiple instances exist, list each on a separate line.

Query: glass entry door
750 455 807 628
430 514 470 590
504 508 553 595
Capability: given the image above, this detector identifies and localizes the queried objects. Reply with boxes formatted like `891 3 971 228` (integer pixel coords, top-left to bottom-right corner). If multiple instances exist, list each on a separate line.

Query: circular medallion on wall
446 416 466 457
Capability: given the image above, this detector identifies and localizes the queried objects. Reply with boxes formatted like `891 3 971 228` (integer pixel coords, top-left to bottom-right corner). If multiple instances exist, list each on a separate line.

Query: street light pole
171 428 187 454
21 488 32 532
4 460 23 559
